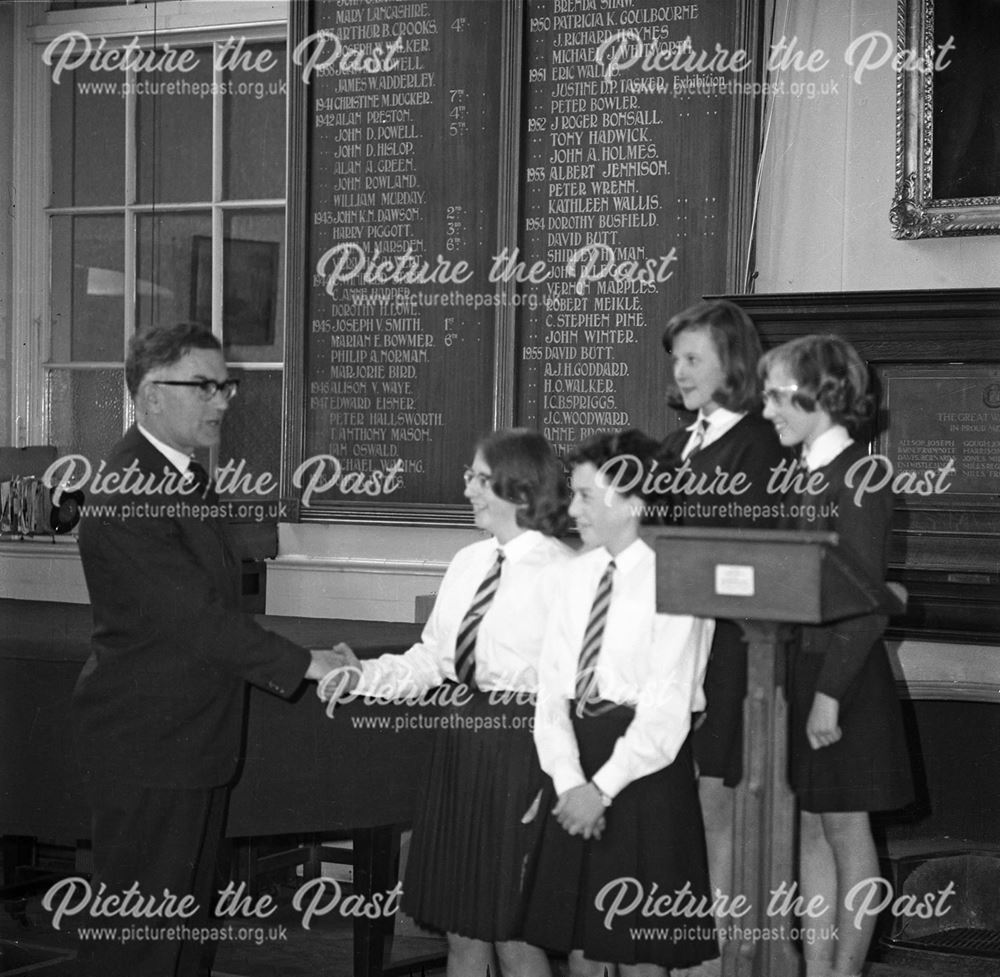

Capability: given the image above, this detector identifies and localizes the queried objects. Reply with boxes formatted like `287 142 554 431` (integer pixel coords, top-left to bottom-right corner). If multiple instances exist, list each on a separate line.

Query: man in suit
73 322 344 976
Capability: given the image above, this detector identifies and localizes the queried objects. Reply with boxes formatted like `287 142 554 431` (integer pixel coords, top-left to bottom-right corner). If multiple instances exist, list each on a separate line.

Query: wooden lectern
647 527 889 977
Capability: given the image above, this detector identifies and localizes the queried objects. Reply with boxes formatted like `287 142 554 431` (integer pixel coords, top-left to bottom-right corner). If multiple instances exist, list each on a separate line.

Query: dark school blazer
785 440 896 701
657 412 788 529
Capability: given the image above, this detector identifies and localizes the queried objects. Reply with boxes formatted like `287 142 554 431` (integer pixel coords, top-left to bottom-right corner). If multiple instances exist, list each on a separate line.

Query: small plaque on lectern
715 564 755 596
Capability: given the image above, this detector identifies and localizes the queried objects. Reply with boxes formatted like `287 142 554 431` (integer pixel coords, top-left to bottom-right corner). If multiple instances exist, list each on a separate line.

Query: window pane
223 44 286 199
46 368 125 462
136 211 212 331
137 48 213 204
50 61 126 207
218 367 280 501
219 210 284 363
50 214 126 362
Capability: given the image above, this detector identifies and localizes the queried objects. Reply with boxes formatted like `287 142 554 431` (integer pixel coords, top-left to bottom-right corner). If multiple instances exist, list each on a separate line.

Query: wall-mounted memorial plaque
879 365 1000 503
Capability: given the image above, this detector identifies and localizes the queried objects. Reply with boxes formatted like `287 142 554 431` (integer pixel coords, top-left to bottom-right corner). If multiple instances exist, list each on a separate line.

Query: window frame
12 0 289 453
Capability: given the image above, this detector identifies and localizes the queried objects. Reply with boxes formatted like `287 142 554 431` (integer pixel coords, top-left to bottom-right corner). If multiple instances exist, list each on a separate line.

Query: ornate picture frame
892 0 1000 239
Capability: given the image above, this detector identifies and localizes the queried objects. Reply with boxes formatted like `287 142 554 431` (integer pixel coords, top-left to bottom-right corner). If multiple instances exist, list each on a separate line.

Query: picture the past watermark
42 875 957 937
41 449 960 516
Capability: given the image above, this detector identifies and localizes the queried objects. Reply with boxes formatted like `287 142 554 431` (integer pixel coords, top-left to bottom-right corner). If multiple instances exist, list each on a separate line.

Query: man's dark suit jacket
73 425 310 789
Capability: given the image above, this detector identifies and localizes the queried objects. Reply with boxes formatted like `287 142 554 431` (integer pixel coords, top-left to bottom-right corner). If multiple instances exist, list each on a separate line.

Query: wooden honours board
516 0 744 455
292 0 509 521
285 0 762 522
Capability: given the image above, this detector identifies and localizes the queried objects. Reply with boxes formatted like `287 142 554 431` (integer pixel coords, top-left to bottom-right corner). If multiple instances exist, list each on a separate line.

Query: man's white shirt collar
137 423 194 476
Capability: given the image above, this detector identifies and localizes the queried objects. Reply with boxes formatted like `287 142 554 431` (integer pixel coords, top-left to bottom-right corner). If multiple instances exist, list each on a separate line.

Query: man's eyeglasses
153 379 240 402
462 467 492 490
762 383 799 406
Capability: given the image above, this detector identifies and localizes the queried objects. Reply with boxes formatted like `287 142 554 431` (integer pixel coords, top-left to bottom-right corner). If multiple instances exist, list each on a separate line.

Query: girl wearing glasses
759 335 913 977
321 429 569 977
657 299 787 948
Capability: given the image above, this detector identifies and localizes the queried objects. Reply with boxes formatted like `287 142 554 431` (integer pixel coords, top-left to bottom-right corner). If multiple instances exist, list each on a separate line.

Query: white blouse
355 529 570 699
534 537 714 799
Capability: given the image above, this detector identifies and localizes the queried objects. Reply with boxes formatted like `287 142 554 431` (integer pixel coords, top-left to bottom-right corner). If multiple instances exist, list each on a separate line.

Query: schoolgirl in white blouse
524 429 718 976
322 428 570 977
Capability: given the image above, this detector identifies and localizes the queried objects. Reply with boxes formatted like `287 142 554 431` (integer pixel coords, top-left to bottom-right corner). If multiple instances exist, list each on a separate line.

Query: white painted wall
755 0 1000 292
266 522 481 620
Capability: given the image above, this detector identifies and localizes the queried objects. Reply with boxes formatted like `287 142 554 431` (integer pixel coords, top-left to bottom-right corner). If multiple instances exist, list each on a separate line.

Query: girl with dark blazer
760 335 913 977
658 300 787 951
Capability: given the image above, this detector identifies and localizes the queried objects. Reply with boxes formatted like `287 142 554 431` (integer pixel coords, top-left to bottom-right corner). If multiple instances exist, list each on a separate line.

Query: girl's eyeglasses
762 383 799 406
462 467 492 490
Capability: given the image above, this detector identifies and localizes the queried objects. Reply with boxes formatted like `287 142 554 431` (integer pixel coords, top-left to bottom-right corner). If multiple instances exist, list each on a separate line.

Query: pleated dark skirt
789 641 914 813
522 705 718 967
402 691 547 941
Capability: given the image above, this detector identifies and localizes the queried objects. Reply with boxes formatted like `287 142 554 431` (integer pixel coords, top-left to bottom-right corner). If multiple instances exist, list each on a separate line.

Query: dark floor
1 876 447 977
3 892 999 977
2 866 998 977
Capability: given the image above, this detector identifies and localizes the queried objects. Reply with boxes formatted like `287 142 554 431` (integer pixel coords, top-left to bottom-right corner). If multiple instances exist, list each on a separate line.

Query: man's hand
553 783 606 840
806 691 841 750
306 642 360 685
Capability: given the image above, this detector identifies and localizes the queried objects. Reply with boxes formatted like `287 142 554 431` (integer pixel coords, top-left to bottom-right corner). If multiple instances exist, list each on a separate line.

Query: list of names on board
517 0 738 453
302 0 502 507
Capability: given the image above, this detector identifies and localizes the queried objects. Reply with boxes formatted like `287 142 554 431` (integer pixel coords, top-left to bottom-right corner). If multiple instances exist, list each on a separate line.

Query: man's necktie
453 550 504 689
681 418 710 460
575 559 615 706
187 461 216 503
